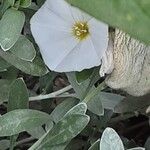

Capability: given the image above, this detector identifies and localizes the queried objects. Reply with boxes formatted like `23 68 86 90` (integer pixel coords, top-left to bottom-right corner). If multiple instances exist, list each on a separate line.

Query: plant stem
9 135 17 150
83 82 106 103
15 137 35 147
29 85 75 101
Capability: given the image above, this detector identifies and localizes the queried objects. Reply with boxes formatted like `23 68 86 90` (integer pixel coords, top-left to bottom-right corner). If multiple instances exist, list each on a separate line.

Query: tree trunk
104 29 150 96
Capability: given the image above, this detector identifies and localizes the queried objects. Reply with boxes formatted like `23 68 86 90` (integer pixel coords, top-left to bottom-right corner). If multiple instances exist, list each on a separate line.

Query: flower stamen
72 22 89 41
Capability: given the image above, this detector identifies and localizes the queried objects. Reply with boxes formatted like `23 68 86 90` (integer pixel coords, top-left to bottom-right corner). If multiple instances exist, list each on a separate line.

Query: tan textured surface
104 29 150 96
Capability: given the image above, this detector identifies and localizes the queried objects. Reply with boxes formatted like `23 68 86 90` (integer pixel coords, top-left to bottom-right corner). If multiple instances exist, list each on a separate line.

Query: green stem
83 82 106 103
9 135 17 150
15 137 35 147
81 67 101 100
29 85 75 101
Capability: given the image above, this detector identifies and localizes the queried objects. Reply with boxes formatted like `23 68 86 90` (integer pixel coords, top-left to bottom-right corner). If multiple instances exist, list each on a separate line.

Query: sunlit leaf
100 127 124 150
29 114 89 150
0 109 50 136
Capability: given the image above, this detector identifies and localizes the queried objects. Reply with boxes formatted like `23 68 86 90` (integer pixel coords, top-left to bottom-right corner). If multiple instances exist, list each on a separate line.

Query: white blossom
30 0 108 72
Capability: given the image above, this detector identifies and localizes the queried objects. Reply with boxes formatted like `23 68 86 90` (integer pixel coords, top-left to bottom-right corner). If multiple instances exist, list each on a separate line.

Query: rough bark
101 29 150 97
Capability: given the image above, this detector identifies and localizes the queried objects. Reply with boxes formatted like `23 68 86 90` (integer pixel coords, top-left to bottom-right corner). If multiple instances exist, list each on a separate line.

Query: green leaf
67 69 101 100
0 57 11 72
67 0 150 44
0 66 18 79
0 79 12 103
75 68 93 83
127 148 145 150
87 90 104 116
39 72 56 94
0 109 50 136
20 0 31 8
64 102 87 117
8 78 29 111
0 49 48 76
0 0 15 15
97 110 113 129
83 82 106 104
7 0 15 5
67 72 92 99
0 8 25 50
0 140 10 150
29 114 90 150
27 126 46 139
67 72 105 115
8 79 25 150
45 120 54 132
100 92 124 112
50 98 79 123
47 102 87 132
10 35 36 61
88 139 100 150
45 103 87 149
100 127 124 150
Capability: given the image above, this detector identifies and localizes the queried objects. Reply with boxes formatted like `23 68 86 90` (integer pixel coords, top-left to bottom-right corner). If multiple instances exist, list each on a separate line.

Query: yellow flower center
72 22 89 41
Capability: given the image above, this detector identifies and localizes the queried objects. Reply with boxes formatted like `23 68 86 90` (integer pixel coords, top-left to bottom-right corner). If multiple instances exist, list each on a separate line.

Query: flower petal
30 5 71 32
45 0 91 23
31 22 79 71
54 37 101 72
88 18 109 59
69 5 92 22
44 0 75 23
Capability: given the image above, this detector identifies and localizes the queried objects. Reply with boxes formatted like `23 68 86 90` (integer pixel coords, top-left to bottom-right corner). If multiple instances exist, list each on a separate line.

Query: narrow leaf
8 78 29 111
87 90 104 116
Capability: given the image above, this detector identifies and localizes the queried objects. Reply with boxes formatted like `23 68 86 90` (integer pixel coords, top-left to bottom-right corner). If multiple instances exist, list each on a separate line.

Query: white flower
30 0 108 72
